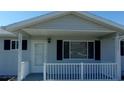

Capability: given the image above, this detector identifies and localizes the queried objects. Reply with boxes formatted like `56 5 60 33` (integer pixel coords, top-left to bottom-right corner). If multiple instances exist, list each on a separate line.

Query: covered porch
17 28 121 81
22 63 118 81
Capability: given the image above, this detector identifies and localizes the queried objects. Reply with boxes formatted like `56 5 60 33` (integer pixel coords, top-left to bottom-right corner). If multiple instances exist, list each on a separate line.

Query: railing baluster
48 64 49 80
96 64 98 80
108 64 112 80
99 64 101 80
60 64 61 80
86 64 88 80
111 64 113 80
54 64 56 80
49 64 51 80
52 64 53 80
89 64 91 80
53 64 54 80
105 64 107 80
102 64 104 80
44 63 117 81
90 64 92 80
101 64 103 80
107 64 109 80
69 64 70 80
106 64 109 80
65 64 67 80
70 64 71 80
92 64 93 80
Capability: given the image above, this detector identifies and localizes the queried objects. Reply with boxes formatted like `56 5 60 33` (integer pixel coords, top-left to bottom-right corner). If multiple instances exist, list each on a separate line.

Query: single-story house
1 11 124 81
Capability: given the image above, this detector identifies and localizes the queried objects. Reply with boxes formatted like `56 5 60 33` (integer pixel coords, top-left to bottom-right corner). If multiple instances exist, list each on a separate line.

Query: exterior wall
47 36 97 63
0 36 30 75
28 14 112 31
31 35 116 64
0 37 17 75
101 34 116 63
0 34 118 75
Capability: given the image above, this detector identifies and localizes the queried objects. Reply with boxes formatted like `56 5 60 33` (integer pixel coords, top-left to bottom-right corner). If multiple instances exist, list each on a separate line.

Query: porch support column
43 63 46 80
17 32 22 81
115 34 121 80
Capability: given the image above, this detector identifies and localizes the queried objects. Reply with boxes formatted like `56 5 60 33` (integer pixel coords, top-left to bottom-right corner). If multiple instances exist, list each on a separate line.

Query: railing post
44 63 46 80
81 63 83 80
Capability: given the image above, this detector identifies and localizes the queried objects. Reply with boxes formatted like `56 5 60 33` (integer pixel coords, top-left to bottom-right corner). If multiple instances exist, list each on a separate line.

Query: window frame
63 40 95 60
11 40 18 50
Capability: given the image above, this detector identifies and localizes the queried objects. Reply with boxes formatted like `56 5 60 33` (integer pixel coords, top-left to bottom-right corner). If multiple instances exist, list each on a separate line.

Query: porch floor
23 73 43 81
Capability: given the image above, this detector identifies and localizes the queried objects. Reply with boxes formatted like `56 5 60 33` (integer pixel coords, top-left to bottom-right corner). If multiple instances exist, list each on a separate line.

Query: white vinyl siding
29 15 110 31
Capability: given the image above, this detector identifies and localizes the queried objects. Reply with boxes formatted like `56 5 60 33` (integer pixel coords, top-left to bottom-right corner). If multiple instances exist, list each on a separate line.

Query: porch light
48 37 51 43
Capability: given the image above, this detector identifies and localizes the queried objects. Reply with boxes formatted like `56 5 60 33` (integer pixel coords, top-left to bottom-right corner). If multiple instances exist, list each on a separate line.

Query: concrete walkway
23 73 43 81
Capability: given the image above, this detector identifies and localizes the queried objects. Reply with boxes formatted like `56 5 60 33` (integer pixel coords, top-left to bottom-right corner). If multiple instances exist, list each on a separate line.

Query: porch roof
0 28 15 37
23 28 116 37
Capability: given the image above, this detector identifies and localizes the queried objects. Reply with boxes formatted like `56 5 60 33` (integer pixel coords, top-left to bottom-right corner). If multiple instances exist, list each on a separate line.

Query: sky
0 11 124 26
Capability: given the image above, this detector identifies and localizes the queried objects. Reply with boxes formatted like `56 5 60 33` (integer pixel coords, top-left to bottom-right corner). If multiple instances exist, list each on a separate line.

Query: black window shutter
121 41 124 56
4 40 10 50
22 40 27 50
64 41 69 58
57 40 63 60
88 42 94 59
95 40 101 60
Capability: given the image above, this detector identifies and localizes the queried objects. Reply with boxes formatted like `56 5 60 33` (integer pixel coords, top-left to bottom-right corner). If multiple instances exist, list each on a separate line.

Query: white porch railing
20 61 29 80
44 63 118 80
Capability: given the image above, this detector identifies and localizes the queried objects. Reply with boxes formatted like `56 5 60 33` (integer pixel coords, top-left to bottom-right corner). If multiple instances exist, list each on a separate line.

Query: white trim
63 40 95 42
17 32 22 81
23 28 116 32
11 40 18 50
115 34 121 80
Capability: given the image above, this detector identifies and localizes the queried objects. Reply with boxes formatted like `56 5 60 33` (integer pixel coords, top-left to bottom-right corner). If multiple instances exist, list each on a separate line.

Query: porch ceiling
23 28 115 37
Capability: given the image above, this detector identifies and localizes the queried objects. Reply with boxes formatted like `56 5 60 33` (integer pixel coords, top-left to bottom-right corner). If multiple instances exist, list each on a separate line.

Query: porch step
23 73 43 81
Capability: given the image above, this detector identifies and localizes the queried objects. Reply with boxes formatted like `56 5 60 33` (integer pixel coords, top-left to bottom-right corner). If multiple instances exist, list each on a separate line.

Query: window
11 40 18 49
4 40 27 50
63 41 94 59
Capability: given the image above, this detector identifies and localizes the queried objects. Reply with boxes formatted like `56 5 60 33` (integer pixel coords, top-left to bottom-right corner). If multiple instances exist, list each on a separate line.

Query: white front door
32 41 47 73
